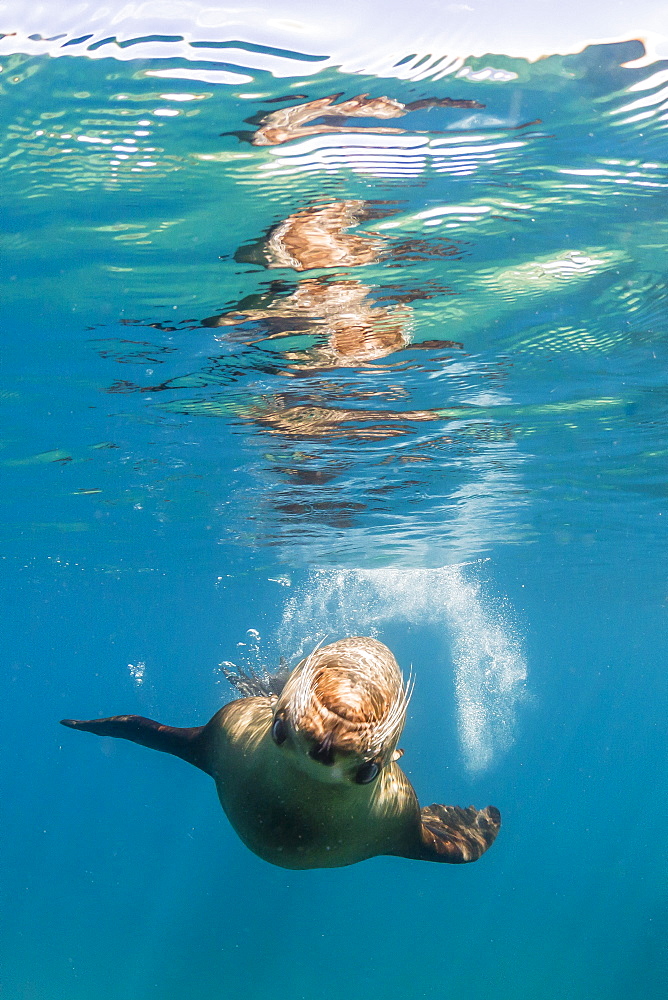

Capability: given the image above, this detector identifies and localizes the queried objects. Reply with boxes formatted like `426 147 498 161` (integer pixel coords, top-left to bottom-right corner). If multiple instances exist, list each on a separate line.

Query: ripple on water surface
1 26 666 571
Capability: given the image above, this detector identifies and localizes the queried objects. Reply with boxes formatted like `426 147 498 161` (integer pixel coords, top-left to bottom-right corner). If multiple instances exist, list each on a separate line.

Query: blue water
2 17 668 1000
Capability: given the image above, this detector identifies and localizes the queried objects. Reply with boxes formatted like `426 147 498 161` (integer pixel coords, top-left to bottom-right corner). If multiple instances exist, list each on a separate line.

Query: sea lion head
272 636 411 786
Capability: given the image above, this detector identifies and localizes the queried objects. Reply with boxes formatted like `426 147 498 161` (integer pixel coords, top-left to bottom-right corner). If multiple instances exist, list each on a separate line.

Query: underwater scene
2 3 668 998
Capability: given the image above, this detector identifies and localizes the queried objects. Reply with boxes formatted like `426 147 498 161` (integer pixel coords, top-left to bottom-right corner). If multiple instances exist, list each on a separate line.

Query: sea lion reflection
258 199 385 271
205 199 460 369
207 277 414 368
245 396 463 439
233 199 460 273
248 93 485 146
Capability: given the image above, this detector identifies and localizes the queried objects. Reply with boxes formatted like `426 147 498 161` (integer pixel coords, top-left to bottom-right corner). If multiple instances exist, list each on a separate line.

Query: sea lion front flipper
414 804 501 863
60 715 212 775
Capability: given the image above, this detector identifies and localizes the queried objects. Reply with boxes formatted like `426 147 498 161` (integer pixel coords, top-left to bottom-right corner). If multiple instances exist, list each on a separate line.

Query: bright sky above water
1 0 667 76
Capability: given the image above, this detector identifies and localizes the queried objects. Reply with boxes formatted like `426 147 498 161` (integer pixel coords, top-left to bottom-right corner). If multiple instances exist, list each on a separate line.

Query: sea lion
61 637 500 870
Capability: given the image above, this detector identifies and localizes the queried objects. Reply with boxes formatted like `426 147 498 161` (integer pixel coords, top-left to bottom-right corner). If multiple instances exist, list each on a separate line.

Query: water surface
2 18 667 1000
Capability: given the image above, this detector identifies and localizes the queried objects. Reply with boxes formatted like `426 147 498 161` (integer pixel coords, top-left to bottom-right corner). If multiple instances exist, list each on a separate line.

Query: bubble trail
277 564 526 772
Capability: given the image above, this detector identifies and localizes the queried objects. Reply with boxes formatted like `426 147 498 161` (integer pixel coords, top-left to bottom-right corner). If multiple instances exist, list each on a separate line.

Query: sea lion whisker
368 667 413 758
289 636 328 729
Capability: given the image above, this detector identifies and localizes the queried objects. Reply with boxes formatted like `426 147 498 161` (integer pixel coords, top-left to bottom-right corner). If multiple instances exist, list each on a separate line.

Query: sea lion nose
308 735 335 766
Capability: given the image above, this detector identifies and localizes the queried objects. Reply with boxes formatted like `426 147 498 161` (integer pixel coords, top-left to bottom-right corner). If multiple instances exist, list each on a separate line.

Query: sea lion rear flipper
412 803 501 863
60 715 212 775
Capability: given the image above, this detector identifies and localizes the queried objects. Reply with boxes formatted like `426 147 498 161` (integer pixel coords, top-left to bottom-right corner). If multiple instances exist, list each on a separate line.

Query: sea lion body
205 697 418 868
61 637 500 870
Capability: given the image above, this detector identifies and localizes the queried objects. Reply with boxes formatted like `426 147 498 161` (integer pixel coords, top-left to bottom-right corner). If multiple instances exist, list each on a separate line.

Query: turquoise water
2 23 668 1000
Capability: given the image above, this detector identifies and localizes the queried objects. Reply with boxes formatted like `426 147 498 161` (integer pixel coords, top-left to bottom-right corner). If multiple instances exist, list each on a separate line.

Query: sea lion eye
271 715 287 746
354 761 380 785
